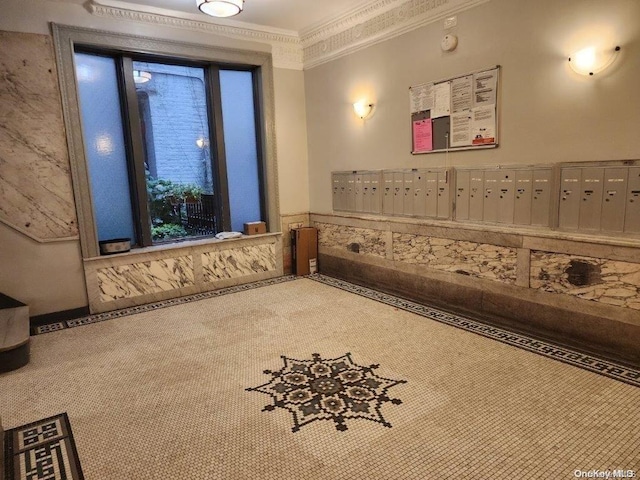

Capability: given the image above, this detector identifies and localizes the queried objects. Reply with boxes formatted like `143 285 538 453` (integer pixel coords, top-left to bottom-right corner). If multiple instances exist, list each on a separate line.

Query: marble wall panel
316 222 386 258
393 233 518 284
202 244 276 282
530 252 640 310
0 32 77 240
97 256 194 302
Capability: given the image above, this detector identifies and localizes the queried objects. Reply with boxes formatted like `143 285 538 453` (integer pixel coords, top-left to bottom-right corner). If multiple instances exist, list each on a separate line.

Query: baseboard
319 253 640 368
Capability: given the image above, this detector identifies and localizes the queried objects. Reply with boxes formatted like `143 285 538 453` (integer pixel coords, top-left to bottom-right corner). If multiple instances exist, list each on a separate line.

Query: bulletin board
410 66 500 154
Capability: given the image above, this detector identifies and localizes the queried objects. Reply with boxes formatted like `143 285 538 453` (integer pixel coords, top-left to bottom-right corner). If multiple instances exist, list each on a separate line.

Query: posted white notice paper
471 105 496 145
473 69 498 107
432 82 451 118
450 112 472 147
451 75 473 113
410 83 434 114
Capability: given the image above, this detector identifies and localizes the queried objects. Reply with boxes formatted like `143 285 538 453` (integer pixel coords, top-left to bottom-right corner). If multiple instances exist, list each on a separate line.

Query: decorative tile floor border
31 273 640 388
308 274 640 389
4 413 84 480
32 275 298 335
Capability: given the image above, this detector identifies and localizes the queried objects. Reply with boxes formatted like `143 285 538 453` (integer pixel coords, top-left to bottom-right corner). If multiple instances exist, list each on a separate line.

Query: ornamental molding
302 0 492 69
88 0 304 69
86 0 490 70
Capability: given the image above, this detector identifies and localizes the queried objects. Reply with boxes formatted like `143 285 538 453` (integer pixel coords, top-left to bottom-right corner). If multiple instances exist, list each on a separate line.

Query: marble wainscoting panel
530 252 640 310
0 32 77 240
202 244 276 282
316 222 387 258
393 233 518 284
97 256 194 302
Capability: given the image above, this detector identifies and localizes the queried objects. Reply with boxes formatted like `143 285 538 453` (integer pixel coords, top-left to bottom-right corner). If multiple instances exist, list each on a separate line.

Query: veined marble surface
316 222 386 258
393 233 517 284
531 252 640 310
97 256 194 302
202 244 276 282
0 32 77 240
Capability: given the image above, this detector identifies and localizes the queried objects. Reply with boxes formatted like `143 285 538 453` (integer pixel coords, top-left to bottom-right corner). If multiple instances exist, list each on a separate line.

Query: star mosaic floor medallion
246 353 407 432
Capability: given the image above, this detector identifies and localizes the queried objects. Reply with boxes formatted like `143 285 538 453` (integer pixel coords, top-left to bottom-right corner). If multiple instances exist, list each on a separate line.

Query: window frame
53 24 280 259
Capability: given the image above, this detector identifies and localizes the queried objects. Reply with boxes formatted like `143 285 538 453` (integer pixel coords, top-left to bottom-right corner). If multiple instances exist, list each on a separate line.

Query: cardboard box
292 227 318 275
244 221 267 235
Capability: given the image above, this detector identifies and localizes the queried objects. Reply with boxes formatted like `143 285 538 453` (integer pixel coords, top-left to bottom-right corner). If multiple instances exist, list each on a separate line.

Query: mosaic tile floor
2 276 639 479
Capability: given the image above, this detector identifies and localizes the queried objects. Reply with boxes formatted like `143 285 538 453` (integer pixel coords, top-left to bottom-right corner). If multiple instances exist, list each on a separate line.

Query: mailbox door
497 169 516 224
601 167 628 233
393 171 404 215
578 167 604 231
362 173 372 213
382 171 394 215
354 173 364 212
437 170 450 219
370 172 382 214
346 173 356 212
559 168 582 230
403 171 415 216
413 170 427 217
425 171 438 217
455 170 471 221
531 169 552 227
469 170 484 221
483 170 500 223
624 167 640 233
332 173 341 211
513 169 533 225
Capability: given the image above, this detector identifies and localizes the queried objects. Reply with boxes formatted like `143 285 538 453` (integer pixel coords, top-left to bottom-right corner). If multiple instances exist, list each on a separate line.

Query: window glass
75 53 136 243
219 70 262 232
132 61 215 242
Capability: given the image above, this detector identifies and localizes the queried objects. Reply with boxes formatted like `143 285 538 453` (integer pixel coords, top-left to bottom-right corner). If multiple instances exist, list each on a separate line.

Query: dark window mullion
251 68 268 227
120 57 153 246
207 66 232 232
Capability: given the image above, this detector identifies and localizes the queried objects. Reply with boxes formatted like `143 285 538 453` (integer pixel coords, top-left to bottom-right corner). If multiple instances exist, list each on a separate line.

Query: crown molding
302 0 491 69
300 0 405 47
87 0 304 69
85 0 490 71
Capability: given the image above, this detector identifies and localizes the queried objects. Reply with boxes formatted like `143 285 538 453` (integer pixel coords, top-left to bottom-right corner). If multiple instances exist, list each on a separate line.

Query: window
74 52 264 246
52 25 279 258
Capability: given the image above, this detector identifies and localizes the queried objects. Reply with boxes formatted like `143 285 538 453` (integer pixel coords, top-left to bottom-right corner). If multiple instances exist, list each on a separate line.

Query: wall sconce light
353 101 373 120
133 70 151 84
197 0 244 18
568 45 621 76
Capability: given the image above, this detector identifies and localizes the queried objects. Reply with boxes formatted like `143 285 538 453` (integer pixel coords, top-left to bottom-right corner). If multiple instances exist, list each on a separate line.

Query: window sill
84 232 282 262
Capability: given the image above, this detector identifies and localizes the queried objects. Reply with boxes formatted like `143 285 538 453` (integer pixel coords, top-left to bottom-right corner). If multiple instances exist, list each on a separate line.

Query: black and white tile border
309 274 640 389
33 275 298 335
31 272 639 388
4 413 84 480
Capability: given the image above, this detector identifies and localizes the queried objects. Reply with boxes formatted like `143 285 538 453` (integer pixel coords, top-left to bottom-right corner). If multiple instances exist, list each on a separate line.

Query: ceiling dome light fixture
197 0 244 18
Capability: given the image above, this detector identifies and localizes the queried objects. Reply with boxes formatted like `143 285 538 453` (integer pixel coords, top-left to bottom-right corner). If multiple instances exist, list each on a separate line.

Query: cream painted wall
304 0 640 213
273 68 310 214
0 0 308 314
0 224 87 315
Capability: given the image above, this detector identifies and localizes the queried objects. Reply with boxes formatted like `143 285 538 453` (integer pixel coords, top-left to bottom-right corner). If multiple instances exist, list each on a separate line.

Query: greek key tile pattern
309 274 640 388
4 413 84 480
33 275 298 335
